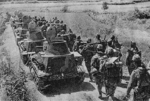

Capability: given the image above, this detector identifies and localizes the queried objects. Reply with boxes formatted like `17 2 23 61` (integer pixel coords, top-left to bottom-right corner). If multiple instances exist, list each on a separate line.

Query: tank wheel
36 78 45 93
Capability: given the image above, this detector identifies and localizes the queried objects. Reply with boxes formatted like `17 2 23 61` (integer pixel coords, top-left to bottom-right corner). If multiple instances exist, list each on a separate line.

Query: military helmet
97 44 103 54
77 36 81 40
131 41 136 47
87 38 92 43
96 34 101 40
60 20 63 23
111 35 115 40
55 20 60 23
97 44 103 50
132 54 141 62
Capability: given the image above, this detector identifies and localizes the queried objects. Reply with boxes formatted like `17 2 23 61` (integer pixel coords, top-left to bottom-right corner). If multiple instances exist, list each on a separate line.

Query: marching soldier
91 44 106 98
125 57 150 101
41 22 47 38
107 35 116 48
81 38 93 81
129 42 139 54
95 34 102 43
128 54 143 75
126 42 140 75
72 36 82 52
105 41 114 55
101 49 123 100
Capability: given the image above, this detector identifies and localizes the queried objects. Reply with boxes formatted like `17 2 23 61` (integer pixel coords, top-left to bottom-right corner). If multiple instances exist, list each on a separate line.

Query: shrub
0 50 30 101
61 5 69 13
102 2 108 10
126 8 150 20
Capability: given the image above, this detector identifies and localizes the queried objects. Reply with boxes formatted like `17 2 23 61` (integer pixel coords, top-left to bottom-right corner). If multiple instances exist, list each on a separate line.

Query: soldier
87 38 92 43
95 34 102 43
72 36 82 52
114 37 122 50
91 44 106 98
128 54 144 75
34 16 38 24
63 24 67 32
41 22 47 38
105 41 114 55
107 35 116 48
125 57 150 101
60 20 64 31
31 46 45 71
81 38 93 81
126 42 140 75
68 29 73 34
130 42 139 54
102 49 123 100
68 33 76 51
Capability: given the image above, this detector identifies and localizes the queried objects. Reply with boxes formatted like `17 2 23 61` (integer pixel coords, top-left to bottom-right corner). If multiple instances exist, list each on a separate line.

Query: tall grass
0 49 31 101
0 12 38 101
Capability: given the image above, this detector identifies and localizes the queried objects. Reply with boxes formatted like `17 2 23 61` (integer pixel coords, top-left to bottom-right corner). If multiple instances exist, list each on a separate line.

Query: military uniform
91 53 106 97
101 48 123 99
126 67 150 101
128 54 142 75
81 43 94 81
107 35 116 48
72 38 82 52
90 44 106 98
105 46 113 56
103 57 122 98
126 42 140 75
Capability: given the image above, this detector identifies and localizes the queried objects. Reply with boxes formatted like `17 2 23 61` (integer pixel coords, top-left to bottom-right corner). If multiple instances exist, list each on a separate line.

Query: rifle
103 35 107 41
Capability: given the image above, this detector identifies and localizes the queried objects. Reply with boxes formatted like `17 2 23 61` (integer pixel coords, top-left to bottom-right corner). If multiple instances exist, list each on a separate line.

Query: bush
61 5 69 13
102 2 108 10
0 50 30 101
127 8 150 20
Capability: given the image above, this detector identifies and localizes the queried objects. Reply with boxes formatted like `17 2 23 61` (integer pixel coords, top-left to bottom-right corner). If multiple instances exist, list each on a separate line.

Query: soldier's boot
98 84 103 99
110 86 117 100
105 85 109 97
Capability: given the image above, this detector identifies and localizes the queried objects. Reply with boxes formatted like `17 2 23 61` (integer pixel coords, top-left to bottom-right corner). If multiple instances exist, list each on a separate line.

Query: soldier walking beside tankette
103 49 123 100
91 44 106 98
124 57 150 101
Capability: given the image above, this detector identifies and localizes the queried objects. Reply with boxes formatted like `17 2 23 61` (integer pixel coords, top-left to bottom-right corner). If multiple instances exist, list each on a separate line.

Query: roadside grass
0 12 41 101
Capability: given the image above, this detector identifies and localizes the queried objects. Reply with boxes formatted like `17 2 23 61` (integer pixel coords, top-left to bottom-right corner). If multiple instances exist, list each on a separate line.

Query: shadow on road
43 81 95 97
118 76 129 88
122 76 130 81
118 83 128 88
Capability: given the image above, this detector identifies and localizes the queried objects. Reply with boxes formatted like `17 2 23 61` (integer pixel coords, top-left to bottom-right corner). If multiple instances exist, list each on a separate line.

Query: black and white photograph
0 0 150 101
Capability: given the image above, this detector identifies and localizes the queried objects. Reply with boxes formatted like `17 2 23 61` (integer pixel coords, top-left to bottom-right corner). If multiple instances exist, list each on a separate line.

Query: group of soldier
12 13 150 101
73 34 150 101
73 34 122 100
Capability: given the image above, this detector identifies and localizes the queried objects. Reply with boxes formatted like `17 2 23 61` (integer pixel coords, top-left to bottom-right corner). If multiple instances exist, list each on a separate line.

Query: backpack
104 57 123 83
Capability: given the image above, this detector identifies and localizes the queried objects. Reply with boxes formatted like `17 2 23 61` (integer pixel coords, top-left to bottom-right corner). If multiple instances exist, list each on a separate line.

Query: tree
102 2 108 10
